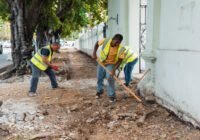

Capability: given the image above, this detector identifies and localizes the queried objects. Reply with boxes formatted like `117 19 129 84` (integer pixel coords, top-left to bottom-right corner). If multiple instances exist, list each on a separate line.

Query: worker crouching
29 42 60 97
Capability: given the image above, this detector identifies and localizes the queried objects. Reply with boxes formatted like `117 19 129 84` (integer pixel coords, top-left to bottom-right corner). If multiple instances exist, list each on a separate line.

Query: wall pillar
128 0 140 73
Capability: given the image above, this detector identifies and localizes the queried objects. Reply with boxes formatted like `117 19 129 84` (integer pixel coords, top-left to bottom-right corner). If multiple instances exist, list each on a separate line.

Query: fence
78 23 105 56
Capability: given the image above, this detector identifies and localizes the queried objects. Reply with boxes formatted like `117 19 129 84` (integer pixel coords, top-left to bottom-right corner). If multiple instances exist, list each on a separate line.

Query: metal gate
139 0 147 72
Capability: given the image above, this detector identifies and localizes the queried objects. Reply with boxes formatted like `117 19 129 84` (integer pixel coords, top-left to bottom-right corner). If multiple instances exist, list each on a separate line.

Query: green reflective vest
99 39 125 64
31 45 52 71
120 47 138 70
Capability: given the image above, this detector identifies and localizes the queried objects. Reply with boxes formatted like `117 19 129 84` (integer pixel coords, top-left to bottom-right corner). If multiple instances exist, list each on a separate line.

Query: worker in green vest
93 34 125 102
118 46 138 86
29 42 60 97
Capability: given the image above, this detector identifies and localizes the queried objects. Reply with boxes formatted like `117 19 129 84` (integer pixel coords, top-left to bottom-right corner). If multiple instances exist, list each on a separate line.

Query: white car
3 41 11 48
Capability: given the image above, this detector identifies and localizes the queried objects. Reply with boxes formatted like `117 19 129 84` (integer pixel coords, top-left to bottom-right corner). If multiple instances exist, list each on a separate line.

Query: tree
0 0 107 77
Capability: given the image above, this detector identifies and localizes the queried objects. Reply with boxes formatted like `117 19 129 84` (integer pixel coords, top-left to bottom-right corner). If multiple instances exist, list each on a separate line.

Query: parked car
0 44 3 54
3 41 11 48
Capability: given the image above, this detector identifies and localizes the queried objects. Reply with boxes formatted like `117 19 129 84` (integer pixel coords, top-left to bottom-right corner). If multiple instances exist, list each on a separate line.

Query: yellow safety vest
99 39 125 64
31 45 52 71
120 48 138 70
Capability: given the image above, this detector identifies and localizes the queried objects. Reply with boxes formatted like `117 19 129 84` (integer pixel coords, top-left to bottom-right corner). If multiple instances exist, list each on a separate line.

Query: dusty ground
0 48 200 140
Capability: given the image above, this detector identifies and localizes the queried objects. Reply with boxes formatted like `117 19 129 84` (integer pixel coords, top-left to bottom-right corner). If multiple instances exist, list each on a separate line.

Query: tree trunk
9 0 34 75
2 0 75 78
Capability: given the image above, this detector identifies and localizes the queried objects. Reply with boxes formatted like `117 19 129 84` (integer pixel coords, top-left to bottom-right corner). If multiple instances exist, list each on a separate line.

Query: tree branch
57 0 74 19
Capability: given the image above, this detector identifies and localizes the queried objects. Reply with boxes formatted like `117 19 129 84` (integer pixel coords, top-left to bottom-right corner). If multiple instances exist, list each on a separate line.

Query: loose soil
0 48 200 140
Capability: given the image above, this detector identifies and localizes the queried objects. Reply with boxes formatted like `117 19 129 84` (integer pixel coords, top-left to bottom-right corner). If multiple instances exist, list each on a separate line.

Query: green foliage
34 0 107 37
0 0 9 20
0 0 107 38
0 19 10 40
56 0 107 37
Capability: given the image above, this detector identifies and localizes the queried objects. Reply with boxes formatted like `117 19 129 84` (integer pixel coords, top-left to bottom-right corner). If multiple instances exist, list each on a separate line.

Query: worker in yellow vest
93 34 125 102
118 46 138 87
29 42 60 97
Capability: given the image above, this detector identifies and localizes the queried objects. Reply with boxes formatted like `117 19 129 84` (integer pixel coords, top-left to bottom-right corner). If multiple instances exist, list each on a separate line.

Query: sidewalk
0 48 200 139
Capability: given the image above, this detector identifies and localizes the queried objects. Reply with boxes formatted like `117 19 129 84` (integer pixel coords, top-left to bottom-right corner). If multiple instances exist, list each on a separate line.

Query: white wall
141 0 200 127
107 0 128 44
78 0 141 73
108 0 140 73
128 0 140 73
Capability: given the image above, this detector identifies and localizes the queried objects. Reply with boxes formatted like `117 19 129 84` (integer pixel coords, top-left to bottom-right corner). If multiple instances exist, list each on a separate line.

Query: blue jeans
124 58 138 86
97 64 115 98
29 62 58 93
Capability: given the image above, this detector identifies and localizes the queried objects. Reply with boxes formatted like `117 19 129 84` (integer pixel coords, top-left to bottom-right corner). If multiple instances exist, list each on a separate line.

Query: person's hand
92 53 97 60
110 69 115 77
51 65 59 71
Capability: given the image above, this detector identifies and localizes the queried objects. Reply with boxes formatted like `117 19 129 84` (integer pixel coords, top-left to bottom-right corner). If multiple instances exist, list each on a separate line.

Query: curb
0 64 13 73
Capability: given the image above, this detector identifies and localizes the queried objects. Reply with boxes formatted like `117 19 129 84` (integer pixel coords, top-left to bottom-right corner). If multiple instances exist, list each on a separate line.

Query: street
0 47 12 71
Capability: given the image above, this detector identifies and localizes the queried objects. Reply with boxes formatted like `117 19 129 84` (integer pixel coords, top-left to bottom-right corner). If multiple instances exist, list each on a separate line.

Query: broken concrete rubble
0 49 200 139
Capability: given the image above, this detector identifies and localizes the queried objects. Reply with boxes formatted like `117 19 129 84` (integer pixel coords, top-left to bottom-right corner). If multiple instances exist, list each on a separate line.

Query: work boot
109 97 116 103
96 92 103 99
28 92 37 97
124 83 129 87
52 85 65 90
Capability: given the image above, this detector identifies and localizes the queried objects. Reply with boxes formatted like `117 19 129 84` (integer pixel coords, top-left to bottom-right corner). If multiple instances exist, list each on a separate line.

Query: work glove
51 65 59 71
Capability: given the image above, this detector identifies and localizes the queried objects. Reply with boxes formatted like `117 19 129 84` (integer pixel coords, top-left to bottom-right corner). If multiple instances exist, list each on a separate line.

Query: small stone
42 110 49 116
39 116 45 120
121 124 130 130
145 95 156 103
112 114 119 120
101 110 107 114
44 125 49 129
25 115 34 122
160 134 167 138
64 107 71 114
107 120 119 129
16 113 25 121
8 114 16 123
86 117 97 124
28 110 37 115
70 105 78 112
84 100 92 105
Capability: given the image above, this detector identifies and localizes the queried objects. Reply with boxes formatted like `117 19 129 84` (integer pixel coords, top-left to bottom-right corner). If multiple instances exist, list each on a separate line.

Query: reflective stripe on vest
99 38 125 64
120 49 138 70
31 45 52 71
99 39 111 62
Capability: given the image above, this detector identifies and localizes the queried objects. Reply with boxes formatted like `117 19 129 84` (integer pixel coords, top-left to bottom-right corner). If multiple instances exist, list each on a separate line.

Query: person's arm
42 56 53 67
110 46 126 76
92 41 99 60
111 59 123 76
92 38 105 60
42 56 59 71
41 48 58 70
